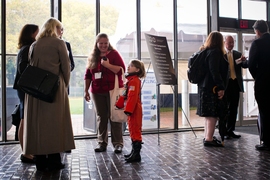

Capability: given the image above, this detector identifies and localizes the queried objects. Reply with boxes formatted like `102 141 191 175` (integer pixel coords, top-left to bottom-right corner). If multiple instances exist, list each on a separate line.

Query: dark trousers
36 153 61 170
255 83 270 145
225 79 240 133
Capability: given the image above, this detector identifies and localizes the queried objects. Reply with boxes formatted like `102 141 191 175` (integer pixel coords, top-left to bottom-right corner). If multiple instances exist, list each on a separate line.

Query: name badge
95 72 102 79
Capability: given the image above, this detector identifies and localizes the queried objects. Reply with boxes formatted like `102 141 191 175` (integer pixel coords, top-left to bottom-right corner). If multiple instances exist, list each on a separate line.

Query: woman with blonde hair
196 31 229 147
23 17 75 171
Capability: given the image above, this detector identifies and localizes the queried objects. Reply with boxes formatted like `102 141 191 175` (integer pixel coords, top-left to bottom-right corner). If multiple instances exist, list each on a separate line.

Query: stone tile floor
0 129 270 180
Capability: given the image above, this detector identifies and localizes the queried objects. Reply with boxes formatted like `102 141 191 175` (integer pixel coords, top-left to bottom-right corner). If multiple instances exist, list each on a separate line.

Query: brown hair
87 33 115 69
17 24 39 49
200 31 225 54
129 59 146 78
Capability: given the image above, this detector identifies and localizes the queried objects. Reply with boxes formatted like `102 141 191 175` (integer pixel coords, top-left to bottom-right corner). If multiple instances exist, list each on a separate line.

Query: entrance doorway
220 29 257 127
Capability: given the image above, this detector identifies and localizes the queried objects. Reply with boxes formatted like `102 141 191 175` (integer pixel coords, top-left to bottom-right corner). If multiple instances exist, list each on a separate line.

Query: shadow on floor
235 125 258 135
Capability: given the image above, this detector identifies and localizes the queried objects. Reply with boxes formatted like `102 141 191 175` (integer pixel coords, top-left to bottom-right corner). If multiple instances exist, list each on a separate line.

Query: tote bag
109 68 127 123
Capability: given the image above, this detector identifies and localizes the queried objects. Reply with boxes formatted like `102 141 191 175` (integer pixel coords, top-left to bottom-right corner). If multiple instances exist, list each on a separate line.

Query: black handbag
11 104 21 126
17 65 59 103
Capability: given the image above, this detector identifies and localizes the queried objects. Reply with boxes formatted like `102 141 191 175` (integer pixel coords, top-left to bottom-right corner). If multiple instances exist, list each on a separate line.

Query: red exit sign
239 20 249 29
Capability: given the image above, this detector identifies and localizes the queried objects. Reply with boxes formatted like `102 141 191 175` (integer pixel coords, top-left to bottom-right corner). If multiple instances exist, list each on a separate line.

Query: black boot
124 140 134 158
47 153 65 171
36 155 48 171
124 149 134 158
125 141 141 163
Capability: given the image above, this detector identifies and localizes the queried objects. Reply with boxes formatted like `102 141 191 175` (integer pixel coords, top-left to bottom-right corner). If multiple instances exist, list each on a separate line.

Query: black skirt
196 87 227 117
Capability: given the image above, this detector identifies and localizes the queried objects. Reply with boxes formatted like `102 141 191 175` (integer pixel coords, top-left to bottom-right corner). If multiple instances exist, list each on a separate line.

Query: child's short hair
130 59 146 78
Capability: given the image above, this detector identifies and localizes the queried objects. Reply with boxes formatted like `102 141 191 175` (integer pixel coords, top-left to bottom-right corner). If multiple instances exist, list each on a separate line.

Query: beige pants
92 92 123 147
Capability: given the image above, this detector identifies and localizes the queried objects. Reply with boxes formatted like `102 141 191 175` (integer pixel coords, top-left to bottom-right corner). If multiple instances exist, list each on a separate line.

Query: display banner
145 34 177 85
141 71 157 129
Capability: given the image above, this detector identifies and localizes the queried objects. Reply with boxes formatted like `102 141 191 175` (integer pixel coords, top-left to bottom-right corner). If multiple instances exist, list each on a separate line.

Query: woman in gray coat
23 17 75 171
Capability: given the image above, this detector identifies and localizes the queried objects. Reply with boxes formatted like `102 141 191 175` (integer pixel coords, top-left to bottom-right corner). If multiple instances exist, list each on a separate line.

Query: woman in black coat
13 24 39 162
196 31 229 147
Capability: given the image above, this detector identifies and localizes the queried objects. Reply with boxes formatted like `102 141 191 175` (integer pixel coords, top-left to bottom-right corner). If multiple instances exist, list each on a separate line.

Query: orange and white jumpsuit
124 75 142 142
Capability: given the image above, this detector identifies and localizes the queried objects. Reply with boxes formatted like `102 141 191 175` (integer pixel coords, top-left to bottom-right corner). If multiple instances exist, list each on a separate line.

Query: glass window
100 0 137 64
242 0 266 20
6 1 50 141
219 0 238 18
62 0 96 136
242 33 258 122
178 0 207 129
141 0 174 129
6 1 50 54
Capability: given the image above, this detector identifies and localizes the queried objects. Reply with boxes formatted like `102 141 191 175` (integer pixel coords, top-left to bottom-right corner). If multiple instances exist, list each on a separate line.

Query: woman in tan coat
23 17 75 171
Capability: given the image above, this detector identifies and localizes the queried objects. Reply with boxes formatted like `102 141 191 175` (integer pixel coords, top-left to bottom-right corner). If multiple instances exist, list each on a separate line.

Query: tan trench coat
23 37 75 155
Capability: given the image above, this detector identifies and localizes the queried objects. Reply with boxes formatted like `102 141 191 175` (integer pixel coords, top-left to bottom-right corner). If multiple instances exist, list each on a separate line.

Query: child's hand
115 96 125 109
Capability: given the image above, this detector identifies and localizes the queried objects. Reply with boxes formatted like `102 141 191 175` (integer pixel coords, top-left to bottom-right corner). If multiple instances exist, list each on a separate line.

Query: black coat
65 41 75 71
249 33 270 83
198 48 229 92
248 32 270 144
13 45 30 89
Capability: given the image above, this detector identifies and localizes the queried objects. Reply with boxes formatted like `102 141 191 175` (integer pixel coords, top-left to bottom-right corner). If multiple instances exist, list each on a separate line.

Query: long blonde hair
200 31 225 54
36 17 62 40
86 33 115 69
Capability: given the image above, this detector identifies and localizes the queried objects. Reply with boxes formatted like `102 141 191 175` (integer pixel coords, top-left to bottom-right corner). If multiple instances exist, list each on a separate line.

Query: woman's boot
47 153 65 171
36 155 48 171
125 141 141 162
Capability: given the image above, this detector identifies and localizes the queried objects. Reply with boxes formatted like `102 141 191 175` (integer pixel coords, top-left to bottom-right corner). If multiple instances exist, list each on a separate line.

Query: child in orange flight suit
115 59 146 162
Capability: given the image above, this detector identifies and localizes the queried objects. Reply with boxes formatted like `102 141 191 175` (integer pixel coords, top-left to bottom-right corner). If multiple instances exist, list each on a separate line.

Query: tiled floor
0 127 270 180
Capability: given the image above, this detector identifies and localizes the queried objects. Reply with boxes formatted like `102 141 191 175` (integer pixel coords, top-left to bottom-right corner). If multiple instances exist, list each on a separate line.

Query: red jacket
124 75 141 114
124 74 142 141
84 50 125 94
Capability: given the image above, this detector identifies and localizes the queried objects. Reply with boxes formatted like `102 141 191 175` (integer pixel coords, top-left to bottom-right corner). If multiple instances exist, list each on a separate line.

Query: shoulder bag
17 44 59 103
109 68 128 123
17 65 59 103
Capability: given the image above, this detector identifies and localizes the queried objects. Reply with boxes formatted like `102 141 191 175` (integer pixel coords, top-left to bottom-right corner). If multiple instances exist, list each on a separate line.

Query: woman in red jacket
84 33 125 153
116 59 146 162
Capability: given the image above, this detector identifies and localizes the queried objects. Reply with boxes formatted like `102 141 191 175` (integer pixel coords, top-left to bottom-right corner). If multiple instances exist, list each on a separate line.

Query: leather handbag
17 65 59 103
